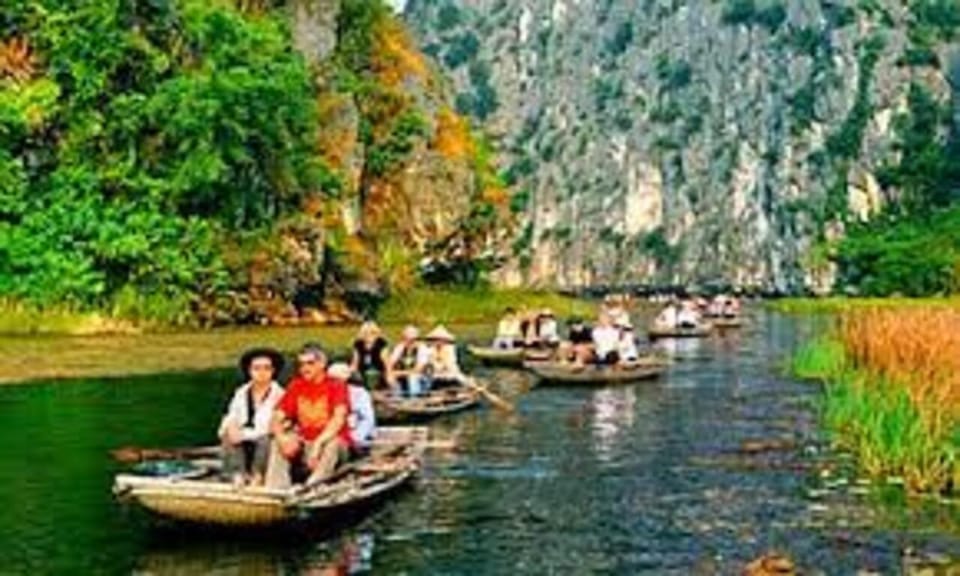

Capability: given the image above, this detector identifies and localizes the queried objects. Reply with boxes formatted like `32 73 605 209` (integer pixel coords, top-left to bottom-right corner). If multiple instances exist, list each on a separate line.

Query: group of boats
113 303 744 532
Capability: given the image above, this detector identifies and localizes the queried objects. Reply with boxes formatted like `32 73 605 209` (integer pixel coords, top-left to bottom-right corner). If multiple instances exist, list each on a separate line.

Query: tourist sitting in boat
266 342 352 488
654 301 680 328
329 362 377 457
422 325 466 387
617 323 640 366
677 300 702 328
561 316 594 365
492 308 523 349
722 296 741 317
350 321 390 389
535 309 561 348
218 348 286 487
387 325 429 396
592 313 621 365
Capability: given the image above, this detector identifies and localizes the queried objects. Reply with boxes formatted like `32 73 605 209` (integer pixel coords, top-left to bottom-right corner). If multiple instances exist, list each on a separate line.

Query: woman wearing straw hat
218 348 286 487
422 325 466 387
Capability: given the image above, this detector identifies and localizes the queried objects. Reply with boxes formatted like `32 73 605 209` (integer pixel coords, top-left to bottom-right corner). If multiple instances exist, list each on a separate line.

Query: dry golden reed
840 309 960 426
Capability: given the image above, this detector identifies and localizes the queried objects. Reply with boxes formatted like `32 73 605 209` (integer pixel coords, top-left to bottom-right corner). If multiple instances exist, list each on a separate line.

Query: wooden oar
464 377 515 412
110 445 219 464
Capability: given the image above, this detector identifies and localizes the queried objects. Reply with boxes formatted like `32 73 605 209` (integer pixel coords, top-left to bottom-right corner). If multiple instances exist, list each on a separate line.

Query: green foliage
879 83 955 211
836 207 960 296
722 0 788 32
443 31 479 69
604 21 634 58
364 111 429 177
0 0 324 319
825 34 885 161
790 338 848 380
655 55 693 91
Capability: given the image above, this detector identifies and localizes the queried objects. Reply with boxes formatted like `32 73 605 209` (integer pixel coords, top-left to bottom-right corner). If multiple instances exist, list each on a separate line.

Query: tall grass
770 296 960 315
794 309 960 495
0 299 138 336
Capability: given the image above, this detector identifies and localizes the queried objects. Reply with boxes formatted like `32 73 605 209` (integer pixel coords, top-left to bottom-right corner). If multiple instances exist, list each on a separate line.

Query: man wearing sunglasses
266 342 352 488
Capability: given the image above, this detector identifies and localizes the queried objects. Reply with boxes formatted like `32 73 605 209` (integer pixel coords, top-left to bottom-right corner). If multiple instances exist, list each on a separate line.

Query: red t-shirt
277 375 352 445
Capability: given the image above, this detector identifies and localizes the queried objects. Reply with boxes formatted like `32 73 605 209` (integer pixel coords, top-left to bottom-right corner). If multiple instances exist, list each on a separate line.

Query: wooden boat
467 345 526 367
706 316 743 329
526 358 667 385
373 386 480 422
112 426 427 528
647 323 714 339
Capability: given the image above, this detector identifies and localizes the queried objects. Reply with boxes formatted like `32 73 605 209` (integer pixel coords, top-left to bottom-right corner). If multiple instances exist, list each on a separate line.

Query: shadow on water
0 310 958 574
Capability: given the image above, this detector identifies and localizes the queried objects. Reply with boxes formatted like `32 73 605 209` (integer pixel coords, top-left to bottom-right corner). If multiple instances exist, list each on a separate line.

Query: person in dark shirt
563 316 594 366
350 321 389 389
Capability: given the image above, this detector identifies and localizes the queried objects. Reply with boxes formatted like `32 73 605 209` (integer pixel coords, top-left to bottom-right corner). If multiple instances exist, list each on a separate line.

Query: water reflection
589 387 636 463
134 531 375 576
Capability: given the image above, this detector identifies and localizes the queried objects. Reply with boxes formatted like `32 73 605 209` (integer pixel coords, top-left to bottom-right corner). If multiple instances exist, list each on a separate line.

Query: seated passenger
677 300 702 328
387 325 428 396
329 363 377 457
561 316 593 366
536 309 561 348
493 308 523 349
422 325 465 387
266 343 351 488
655 302 680 328
592 313 621 365
350 321 389 389
218 348 285 486
617 324 640 365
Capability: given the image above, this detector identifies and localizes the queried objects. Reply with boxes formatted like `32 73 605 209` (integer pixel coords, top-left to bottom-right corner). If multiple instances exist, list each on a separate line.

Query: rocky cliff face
404 0 959 292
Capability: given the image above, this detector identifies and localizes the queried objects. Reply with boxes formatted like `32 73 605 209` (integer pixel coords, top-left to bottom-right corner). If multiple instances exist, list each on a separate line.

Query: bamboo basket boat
373 386 480 422
467 345 526 367
647 323 714 339
705 316 743 329
112 426 427 528
526 358 667 385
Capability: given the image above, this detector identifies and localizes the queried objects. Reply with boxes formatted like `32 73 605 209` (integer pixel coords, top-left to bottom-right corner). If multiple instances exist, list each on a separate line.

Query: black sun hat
239 347 286 379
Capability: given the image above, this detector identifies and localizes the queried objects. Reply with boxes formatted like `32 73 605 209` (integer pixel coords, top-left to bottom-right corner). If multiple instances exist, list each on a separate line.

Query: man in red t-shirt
265 342 352 488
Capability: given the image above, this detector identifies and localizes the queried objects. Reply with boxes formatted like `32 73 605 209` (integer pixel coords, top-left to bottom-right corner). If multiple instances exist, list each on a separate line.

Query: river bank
790 309 960 496
0 289 594 384
769 297 960 315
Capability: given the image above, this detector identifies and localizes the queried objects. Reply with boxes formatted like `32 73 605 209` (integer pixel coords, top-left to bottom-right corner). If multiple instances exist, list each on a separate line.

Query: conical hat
425 325 456 342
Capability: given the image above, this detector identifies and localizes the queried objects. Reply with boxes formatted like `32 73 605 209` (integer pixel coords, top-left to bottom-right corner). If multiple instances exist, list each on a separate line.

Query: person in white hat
423 325 466 386
616 322 640 366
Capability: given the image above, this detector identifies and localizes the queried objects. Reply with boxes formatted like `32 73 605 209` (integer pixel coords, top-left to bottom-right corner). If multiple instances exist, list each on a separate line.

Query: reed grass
793 309 960 495
769 296 960 315
0 299 139 336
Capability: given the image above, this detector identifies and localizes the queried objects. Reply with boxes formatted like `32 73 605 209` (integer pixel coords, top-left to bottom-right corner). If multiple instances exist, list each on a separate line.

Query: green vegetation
1 0 323 321
769 296 960 314
790 337 958 495
721 0 788 32
824 34 885 162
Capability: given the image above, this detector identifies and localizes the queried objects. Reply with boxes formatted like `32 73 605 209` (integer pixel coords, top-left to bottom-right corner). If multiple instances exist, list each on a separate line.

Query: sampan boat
112 426 426 528
705 316 743 329
373 386 480 422
526 358 668 385
467 345 526 367
647 323 714 339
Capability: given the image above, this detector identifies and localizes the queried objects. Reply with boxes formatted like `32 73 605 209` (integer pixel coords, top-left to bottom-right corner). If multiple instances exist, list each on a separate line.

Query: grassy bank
792 310 959 495
770 296 960 315
0 288 595 383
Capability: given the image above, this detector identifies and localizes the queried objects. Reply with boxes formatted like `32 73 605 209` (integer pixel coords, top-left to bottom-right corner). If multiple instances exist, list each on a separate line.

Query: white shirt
656 306 678 327
678 308 700 326
619 334 639 361
348 384 377 448
538 318 560 342
218 381 284 442
592 325 620 357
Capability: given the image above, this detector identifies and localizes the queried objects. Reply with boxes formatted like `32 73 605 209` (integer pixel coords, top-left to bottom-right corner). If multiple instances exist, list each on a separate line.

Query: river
0 311 957 574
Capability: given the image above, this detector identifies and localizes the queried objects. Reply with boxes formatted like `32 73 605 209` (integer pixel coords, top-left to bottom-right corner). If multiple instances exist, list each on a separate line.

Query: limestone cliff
404 0 959 292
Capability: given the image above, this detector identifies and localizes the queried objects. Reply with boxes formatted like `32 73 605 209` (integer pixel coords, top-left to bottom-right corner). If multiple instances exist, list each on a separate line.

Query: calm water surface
1 312 957 574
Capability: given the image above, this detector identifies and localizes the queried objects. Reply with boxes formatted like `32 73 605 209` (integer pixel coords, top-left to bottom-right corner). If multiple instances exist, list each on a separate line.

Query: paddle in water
463 377 515 412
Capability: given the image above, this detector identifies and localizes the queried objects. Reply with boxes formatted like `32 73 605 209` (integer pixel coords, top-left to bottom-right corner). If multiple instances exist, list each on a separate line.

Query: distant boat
526 358 667 385
705 315 743 329
373 386 480 422
112 427 426 529
647 324 714 339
